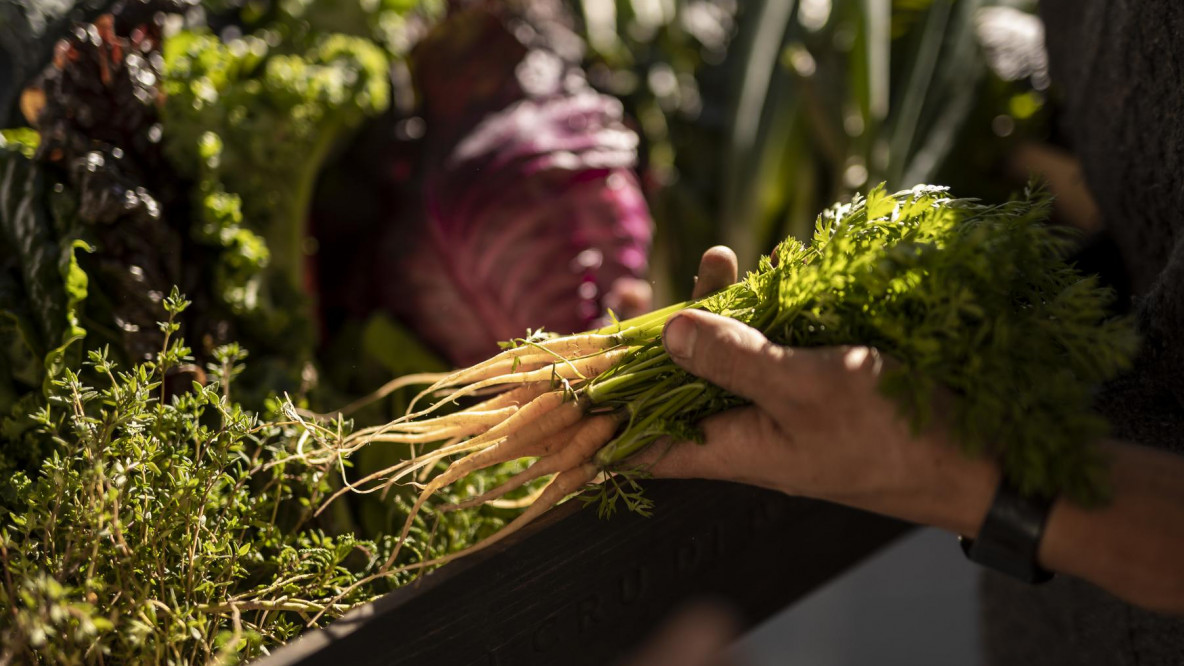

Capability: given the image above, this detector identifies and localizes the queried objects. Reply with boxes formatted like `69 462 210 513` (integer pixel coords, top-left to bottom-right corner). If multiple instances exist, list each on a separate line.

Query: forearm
1037 441 1184 614
893 437 1184 614
830 430 1184 614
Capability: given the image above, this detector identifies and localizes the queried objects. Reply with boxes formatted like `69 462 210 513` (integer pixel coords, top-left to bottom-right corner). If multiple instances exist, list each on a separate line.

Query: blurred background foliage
0 0 1057 380
565 0 1051 302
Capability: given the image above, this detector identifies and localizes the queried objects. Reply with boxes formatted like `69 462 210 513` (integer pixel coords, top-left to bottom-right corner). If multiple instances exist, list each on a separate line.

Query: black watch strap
959 478 1055 584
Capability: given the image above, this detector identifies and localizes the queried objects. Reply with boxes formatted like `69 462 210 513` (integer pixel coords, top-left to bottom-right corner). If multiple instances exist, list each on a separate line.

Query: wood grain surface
257 479 911 666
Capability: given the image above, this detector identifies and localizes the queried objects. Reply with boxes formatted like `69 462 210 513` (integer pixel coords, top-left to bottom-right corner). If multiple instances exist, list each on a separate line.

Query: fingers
642 407 782 484
664 310 887 406
663 310 811 412
604 276 654 319
692 246 739 298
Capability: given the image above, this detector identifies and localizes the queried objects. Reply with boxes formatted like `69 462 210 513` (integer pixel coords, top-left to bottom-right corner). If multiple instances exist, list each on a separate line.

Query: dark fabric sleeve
1039 0 1184 453
981 5 1184 666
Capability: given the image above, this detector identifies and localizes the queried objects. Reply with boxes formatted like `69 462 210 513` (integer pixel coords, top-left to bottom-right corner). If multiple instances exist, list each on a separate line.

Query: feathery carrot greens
318 184 1136 572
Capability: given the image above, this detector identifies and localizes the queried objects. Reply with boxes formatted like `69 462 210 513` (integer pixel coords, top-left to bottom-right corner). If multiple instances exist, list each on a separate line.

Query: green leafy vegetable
593 183 1136 504
160 29 390 353
0 291 509 664
0 144 87 389
335 184 1136 574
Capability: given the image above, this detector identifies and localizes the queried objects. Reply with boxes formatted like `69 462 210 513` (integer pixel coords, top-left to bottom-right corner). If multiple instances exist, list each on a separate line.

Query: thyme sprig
0 292 506 664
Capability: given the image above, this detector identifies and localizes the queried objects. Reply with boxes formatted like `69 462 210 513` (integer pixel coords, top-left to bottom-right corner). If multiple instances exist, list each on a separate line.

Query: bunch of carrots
300 184 1136 580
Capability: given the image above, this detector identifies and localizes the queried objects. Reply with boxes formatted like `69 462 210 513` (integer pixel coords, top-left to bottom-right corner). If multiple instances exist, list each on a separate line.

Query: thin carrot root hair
299 372 449 421
382 461 600 573
305 461 602 629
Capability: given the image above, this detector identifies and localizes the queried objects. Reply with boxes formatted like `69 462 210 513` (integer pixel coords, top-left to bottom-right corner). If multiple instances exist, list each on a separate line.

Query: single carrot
486 484 547 510
426 356 551 393
404 332 619 412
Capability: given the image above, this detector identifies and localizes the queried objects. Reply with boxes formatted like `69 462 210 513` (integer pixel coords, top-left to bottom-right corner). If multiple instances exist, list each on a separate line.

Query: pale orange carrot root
355 407 516 435
441 414 619 511
378 395 586 496
327 409 514 462
341 383 547 447
423 356 552 394
381 461 599 573
423 418 585 506
348 423 483 446
382 397 588 567
400 349 628 424
529 333 623 358
417 333 621 395
405 357 554 411
486 484 547 509
442 389 566 453
434 398 585 478
364 389 580 492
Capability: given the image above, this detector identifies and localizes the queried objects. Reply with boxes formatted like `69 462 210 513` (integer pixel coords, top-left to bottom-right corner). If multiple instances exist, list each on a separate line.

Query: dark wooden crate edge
256 480 912 666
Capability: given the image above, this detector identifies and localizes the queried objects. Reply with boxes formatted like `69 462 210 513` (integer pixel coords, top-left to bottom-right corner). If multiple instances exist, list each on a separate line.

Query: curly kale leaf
160 30 390 353
265 0 431 56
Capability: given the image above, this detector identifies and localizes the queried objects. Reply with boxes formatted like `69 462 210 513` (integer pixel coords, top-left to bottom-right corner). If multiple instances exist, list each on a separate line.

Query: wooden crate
258 479 910 666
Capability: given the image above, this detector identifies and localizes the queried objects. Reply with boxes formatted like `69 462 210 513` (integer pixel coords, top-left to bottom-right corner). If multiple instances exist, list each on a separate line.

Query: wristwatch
959 477 1055 584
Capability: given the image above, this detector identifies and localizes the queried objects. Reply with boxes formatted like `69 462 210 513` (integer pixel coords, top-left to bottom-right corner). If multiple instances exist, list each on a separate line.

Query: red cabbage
379 6 653 366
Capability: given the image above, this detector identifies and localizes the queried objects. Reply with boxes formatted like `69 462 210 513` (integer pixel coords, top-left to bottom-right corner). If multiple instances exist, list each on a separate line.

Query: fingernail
663 314 697 360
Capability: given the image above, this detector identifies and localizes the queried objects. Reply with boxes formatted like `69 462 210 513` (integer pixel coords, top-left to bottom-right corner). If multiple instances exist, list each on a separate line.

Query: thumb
662 310 790 408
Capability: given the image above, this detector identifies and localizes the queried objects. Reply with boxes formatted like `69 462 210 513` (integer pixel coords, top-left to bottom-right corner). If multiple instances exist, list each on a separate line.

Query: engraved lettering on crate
619 563 650 605
675 534 706 575
577 593 602 633
532 614 558 652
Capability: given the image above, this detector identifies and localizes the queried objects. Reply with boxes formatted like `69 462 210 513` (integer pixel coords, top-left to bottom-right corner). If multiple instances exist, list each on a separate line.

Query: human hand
646 247 999 537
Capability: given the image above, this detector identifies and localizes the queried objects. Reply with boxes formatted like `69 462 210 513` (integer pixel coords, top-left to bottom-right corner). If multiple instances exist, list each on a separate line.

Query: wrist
836 427 1001 538
959 476 1055 583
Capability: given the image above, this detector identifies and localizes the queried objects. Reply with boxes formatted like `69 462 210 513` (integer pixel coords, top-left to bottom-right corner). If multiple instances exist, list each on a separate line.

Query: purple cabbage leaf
378 5 653 366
